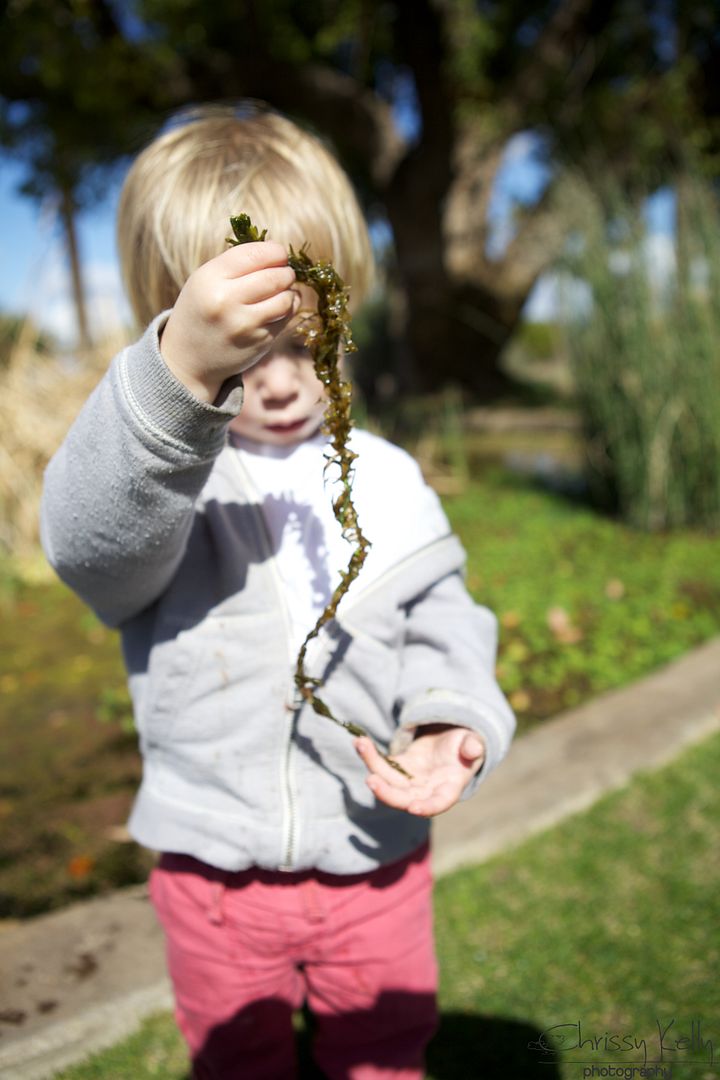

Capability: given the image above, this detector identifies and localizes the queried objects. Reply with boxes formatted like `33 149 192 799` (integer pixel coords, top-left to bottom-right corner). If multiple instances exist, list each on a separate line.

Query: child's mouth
264 419 307 435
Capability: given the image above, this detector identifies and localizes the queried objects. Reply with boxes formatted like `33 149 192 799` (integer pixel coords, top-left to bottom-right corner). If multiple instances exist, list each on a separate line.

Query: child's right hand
159 241 300 404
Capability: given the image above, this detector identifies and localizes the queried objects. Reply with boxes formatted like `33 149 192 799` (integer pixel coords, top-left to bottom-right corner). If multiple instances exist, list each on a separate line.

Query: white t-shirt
230 428 451 653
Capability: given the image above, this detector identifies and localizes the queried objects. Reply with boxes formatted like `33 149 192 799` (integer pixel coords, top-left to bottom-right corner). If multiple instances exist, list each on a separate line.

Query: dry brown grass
0 322 130 557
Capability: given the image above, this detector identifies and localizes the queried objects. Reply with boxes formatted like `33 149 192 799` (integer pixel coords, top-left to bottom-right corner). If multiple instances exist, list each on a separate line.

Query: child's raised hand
159 241 300 404
354 725 486 817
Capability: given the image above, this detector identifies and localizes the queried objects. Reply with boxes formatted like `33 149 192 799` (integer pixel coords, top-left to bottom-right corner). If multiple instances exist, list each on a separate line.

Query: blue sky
0 134 675 344
0 154 129 340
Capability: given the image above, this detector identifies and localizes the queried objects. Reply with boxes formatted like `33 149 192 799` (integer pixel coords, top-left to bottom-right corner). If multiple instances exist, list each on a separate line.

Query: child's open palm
354 725 486 817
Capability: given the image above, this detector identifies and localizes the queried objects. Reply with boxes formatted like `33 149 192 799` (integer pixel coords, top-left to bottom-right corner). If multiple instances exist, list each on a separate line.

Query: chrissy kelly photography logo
527 1017 716 1078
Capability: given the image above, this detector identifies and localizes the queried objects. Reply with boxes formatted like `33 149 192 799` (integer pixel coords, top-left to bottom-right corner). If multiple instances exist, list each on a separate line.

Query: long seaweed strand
228 214 409 777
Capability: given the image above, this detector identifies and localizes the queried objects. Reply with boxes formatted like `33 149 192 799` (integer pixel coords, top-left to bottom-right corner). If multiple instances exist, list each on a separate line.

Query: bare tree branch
491 178 568 298
443 130 507 280
177 51 407 187
508 0 621 119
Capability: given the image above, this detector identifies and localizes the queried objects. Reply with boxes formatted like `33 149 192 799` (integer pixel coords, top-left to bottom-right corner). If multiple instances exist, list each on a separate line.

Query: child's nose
258 355 299 404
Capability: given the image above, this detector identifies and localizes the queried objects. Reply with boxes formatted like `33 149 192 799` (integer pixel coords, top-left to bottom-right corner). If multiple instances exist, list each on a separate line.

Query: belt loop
207 879 226 926
302 878 326 924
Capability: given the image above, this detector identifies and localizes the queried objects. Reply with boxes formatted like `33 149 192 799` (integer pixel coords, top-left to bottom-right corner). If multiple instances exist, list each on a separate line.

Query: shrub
0 322 127 556
516 320 563 361
561 176 720 531
0 313 55 370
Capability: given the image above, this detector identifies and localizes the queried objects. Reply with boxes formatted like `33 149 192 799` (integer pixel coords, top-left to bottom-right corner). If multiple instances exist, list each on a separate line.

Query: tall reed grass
0 326 128 557
561 176 720 531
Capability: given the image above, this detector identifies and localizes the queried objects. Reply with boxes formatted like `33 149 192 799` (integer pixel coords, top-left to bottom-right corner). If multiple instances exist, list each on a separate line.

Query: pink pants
149 843 438 1079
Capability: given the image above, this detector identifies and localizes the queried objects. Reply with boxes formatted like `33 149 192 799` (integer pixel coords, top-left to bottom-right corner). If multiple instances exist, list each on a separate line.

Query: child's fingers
366 773 458 817
406 782 458 817
365 773 414 811
220 240 289 275
234 265 297 304
354 737 411 789
460 732 486 768
249 290 301 328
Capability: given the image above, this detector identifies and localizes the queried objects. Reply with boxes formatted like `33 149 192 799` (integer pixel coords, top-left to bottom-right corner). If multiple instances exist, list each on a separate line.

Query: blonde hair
117 103 374 328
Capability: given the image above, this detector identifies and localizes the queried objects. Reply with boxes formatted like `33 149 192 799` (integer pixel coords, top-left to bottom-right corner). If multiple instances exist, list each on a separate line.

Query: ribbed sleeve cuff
393 688 515 795
118 312 244 457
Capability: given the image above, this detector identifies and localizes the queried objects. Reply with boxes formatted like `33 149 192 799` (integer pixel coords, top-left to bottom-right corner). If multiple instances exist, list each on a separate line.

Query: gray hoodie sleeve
390 571 516 795
40 314 244 627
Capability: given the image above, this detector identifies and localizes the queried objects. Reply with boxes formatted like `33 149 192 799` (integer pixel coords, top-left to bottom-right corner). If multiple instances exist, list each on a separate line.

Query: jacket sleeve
390 569 516 797
40 314 244 627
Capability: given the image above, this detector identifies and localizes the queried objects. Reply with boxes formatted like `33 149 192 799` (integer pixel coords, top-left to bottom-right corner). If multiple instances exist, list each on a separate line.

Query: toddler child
41 104 516 1080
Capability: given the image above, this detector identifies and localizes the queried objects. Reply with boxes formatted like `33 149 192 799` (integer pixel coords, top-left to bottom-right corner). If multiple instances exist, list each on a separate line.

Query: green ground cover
0 567 150 918
446 470 720 723
53 729 720 1080
1 469 719 916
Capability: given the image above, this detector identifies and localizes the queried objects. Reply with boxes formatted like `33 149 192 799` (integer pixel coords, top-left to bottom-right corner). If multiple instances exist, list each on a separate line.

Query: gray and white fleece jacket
41 315 515 875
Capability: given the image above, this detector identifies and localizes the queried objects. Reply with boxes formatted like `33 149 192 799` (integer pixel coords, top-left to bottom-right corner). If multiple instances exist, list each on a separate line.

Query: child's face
229 301 327 448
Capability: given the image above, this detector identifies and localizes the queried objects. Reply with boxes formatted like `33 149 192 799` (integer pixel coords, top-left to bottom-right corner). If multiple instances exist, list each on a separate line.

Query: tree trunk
377 0 567 399
399 279 525 398
59 185 92 353
384 126 555 400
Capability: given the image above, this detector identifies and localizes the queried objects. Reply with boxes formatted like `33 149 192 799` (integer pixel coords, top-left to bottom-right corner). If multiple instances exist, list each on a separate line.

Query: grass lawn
1 468 719 916
53 728 720 1080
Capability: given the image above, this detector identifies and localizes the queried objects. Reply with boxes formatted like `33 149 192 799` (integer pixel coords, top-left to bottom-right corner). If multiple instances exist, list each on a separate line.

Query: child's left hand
354 725 486 817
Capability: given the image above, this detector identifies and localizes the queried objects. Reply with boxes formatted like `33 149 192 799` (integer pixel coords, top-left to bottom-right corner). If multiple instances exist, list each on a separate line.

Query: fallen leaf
500 610 522 629
605 578 626 600
506 640 530 662
67 855 94 880
104 825 132 842
0 1009 27 1025
546 606 583 644
509 690 531 712
65 951 98 979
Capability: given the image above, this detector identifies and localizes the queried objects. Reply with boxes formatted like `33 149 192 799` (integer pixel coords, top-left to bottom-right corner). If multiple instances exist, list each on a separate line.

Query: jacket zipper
230 450 459 866
230 451 299 870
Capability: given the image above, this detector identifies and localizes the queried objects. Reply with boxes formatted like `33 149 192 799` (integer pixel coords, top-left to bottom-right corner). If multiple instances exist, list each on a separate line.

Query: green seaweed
228 214 409 777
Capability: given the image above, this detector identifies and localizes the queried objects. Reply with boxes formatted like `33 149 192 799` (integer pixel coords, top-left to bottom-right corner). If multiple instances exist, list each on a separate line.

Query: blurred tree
0 0 180 349
1 0 716 391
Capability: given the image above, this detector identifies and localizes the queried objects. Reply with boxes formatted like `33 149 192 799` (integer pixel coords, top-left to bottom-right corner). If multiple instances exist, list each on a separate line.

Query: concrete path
1 637 719 1079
